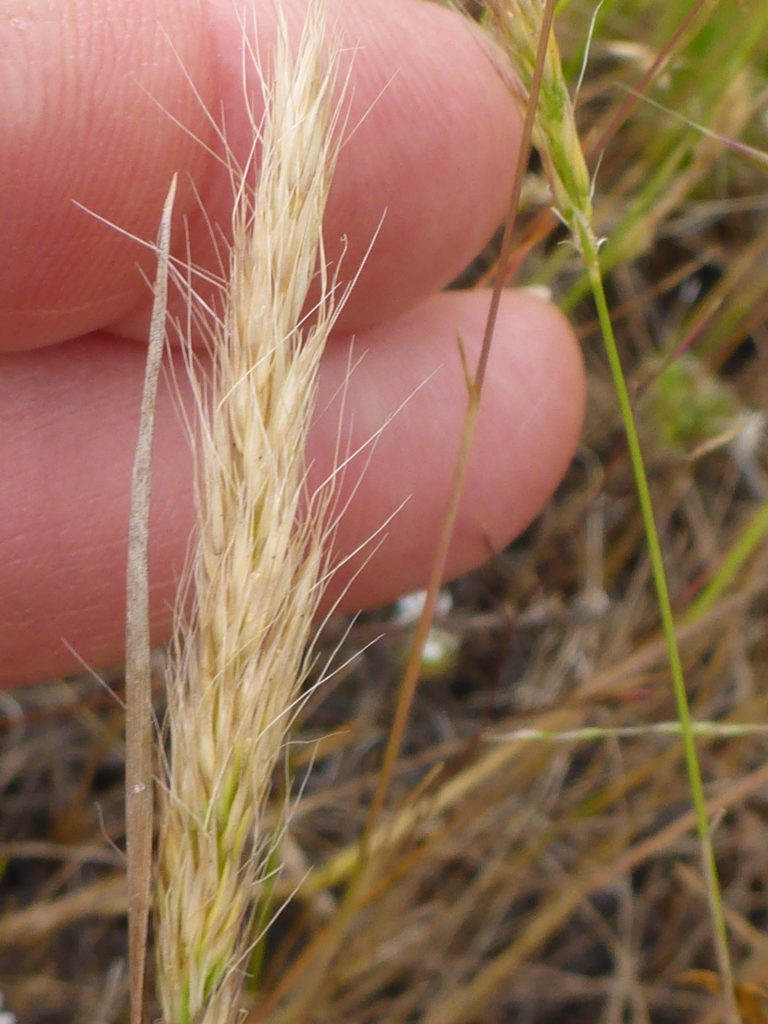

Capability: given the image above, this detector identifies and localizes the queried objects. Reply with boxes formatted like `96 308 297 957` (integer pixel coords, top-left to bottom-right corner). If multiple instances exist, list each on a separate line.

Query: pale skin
0 0 585 688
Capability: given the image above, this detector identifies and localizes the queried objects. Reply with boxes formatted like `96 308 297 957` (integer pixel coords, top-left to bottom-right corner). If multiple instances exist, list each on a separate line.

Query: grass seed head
482 0 593 248
154 3 344 1021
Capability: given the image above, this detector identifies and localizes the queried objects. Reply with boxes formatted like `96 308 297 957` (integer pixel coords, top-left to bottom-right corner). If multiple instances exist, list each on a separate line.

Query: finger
314 290 584 609
0 289 583 688
1 0 520 351
0 0 213 350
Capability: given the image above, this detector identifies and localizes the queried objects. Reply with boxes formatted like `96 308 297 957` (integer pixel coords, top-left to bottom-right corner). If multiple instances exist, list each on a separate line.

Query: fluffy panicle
154 4 342 1021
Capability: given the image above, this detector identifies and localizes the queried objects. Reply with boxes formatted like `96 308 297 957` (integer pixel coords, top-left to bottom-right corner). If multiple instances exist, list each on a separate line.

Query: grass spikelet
154 5 342 1021
481 0 592 250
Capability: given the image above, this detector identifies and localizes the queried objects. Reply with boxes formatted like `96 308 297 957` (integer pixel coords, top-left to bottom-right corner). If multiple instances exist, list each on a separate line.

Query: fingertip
459 288 585 557
313 288 585 611
0 289 583 687
0 0 216 349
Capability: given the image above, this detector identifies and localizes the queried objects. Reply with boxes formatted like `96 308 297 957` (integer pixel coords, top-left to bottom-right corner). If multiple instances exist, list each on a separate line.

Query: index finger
0 0 521 351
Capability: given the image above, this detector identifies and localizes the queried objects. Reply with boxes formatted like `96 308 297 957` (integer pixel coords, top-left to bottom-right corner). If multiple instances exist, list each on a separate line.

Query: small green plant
644 354 738 452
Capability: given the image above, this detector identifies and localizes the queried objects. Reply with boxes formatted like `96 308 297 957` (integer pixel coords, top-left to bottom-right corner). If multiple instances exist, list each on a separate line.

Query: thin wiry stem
491 719 768 745
477 2 738 1018
587 251 737 1016
365 0 557 848
125 175 176 1024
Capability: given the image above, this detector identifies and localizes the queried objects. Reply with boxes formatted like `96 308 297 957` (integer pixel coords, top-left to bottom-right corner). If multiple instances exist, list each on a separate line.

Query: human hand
0 0 584 688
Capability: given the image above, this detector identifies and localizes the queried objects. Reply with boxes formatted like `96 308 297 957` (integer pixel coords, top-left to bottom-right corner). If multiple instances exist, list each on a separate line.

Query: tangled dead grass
2 1 768 1022
153 5 346 1021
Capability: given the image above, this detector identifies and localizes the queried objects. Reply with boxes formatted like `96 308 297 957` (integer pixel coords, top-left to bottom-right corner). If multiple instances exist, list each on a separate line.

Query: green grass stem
584 237 739 1020
687 497 768 624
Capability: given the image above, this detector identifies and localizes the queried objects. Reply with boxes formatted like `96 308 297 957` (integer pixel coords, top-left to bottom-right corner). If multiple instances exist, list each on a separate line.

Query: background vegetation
2 0 768 1020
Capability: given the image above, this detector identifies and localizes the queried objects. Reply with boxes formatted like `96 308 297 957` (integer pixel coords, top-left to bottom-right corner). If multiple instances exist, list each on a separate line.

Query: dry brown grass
2 1 768 1023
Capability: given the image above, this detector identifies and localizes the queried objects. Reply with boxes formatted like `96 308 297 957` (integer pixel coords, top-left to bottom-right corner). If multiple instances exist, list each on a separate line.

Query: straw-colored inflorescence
155 5 342 1021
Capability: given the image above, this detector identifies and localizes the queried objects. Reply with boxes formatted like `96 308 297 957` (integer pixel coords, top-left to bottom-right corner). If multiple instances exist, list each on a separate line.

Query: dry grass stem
154 6 343 1021
4 3 768 1023
125 174 176 1024
363 0 554 844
